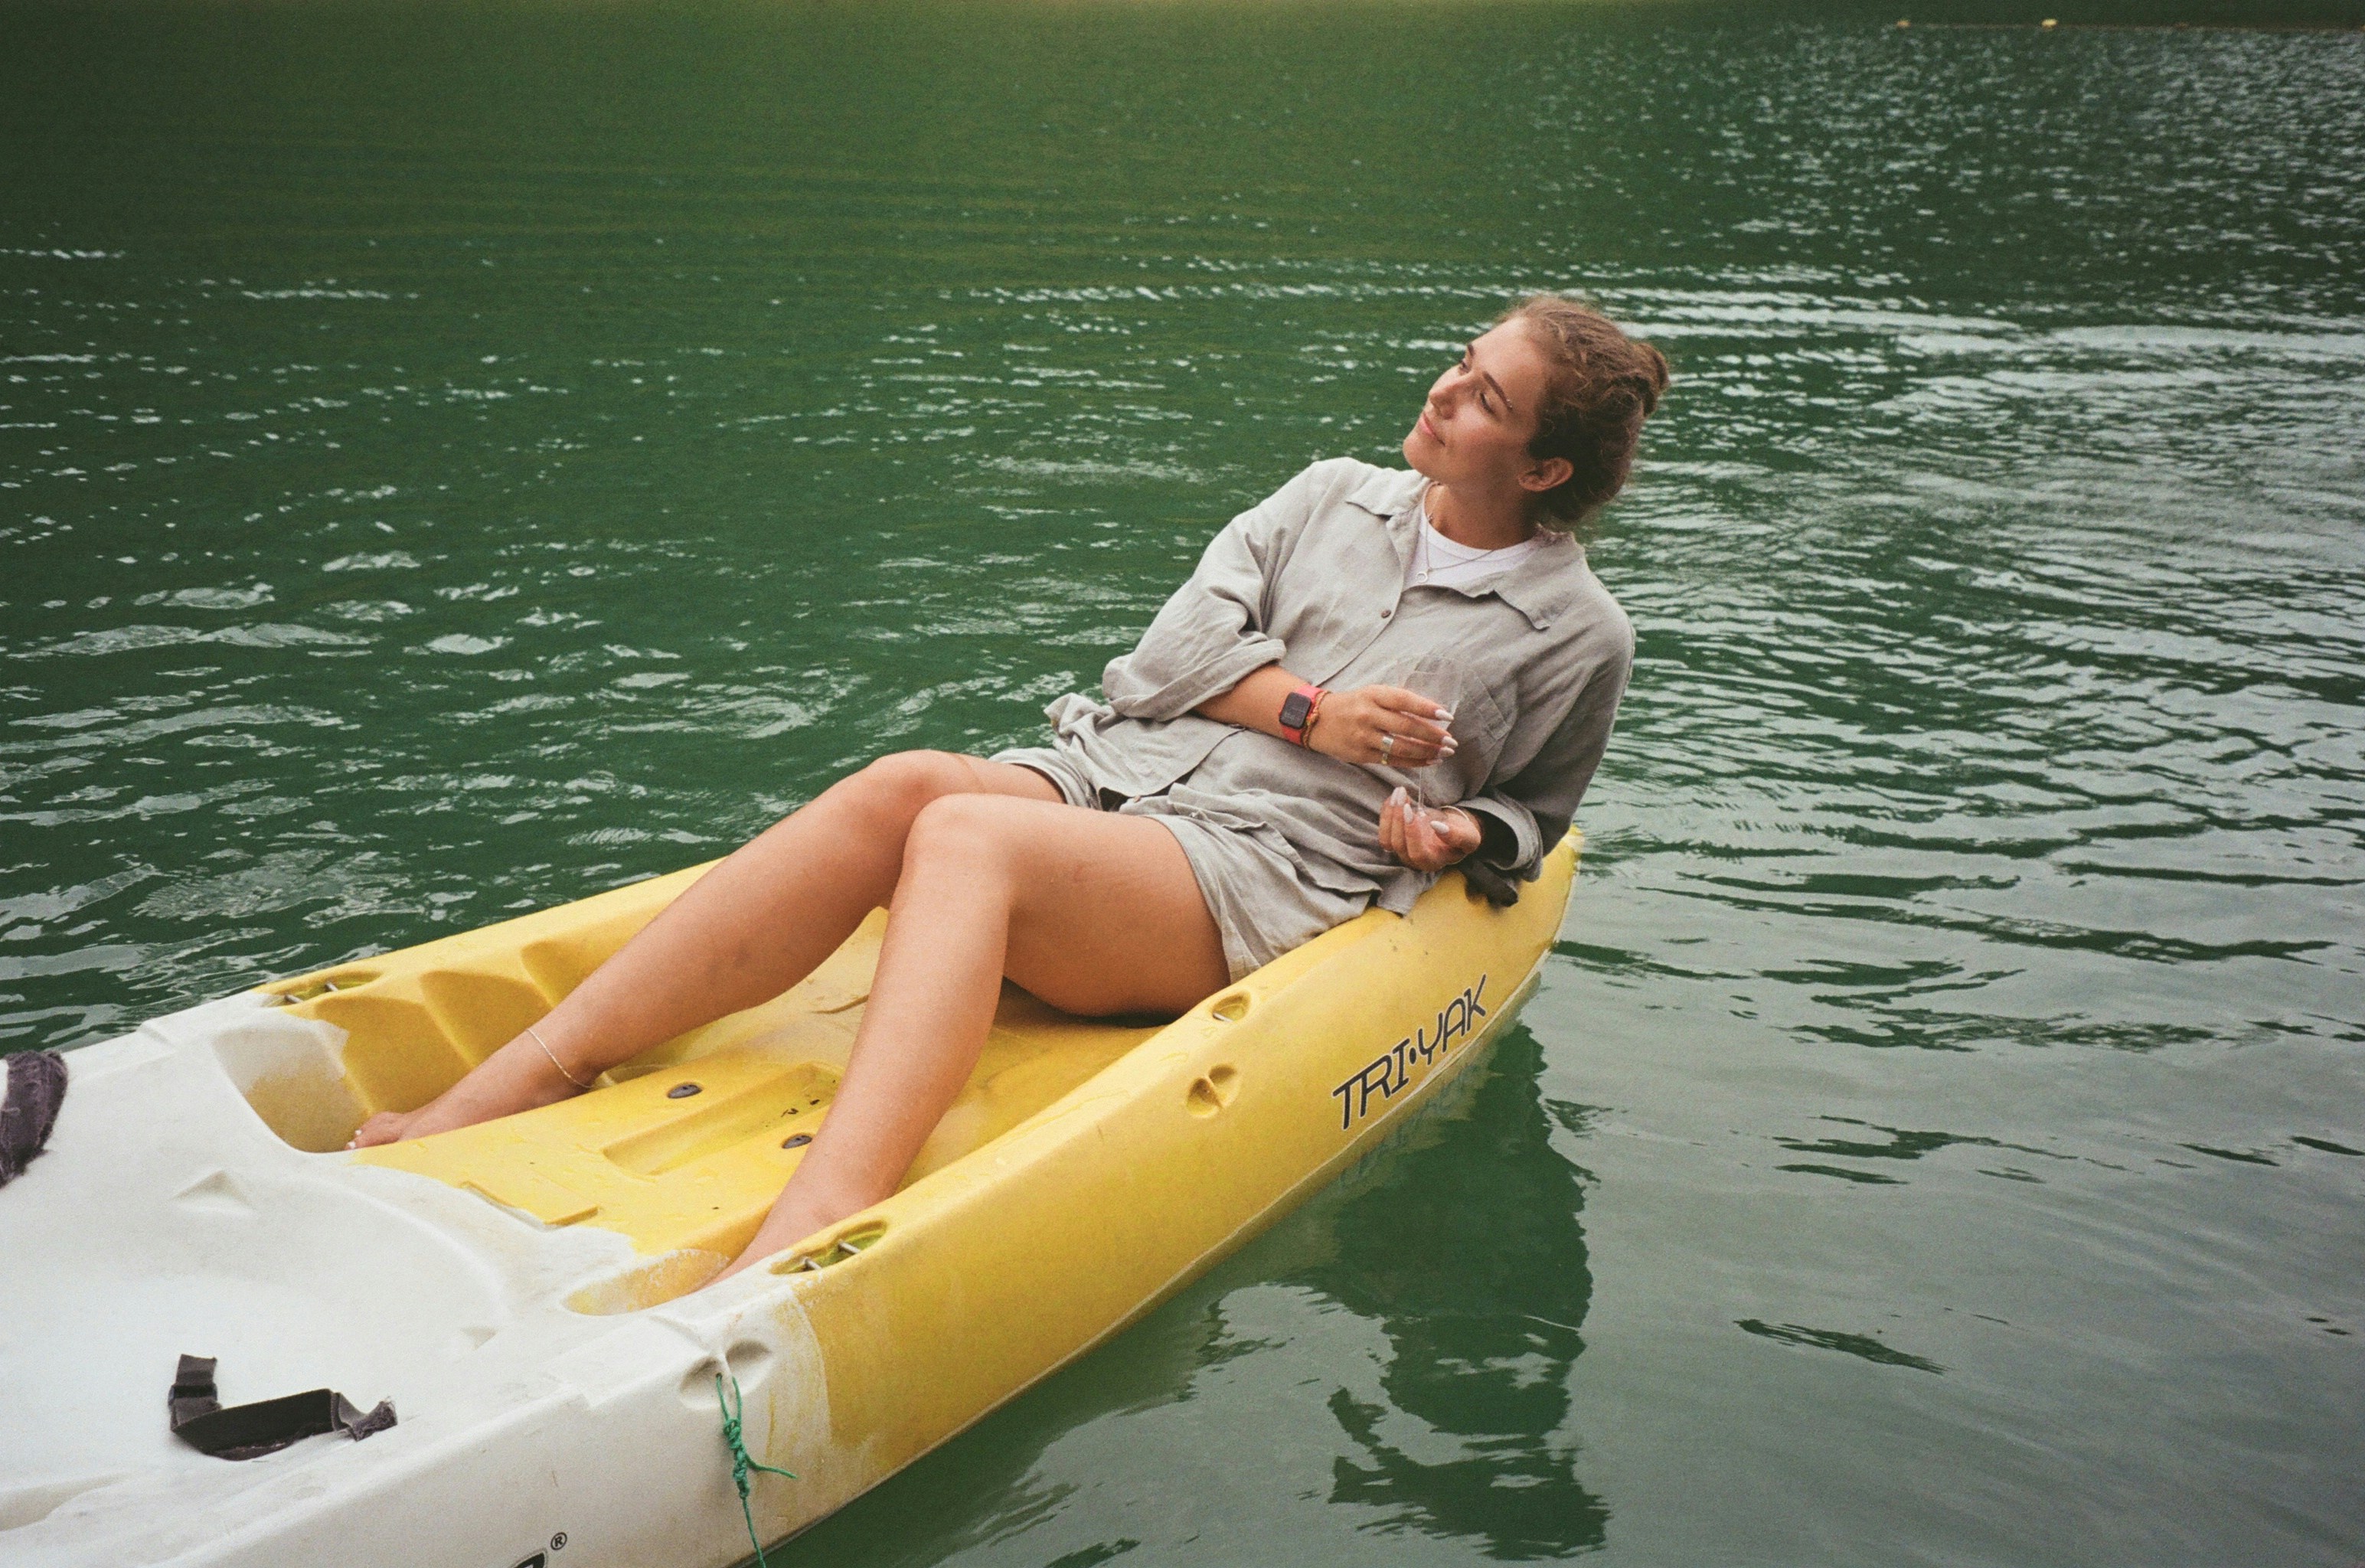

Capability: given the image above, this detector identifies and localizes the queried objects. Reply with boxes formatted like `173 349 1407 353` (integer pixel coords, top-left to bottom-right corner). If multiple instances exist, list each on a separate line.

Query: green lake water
5 2 2362 1562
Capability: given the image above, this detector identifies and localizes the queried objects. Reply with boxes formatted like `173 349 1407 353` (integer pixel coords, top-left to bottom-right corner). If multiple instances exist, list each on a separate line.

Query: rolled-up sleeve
1100 462 1333 720
1457 617 1633 904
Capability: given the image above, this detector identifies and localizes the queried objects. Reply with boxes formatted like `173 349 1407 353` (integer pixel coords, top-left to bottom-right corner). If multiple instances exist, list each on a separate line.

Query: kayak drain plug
668 1082 702 1099
782 1133 812 1148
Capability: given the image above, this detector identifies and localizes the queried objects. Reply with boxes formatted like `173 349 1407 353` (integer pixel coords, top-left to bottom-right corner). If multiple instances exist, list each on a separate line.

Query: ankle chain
526 1022 594 1091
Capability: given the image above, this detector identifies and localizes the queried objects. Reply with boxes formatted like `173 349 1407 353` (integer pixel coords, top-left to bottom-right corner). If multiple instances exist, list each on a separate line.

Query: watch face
1279 691 1313 730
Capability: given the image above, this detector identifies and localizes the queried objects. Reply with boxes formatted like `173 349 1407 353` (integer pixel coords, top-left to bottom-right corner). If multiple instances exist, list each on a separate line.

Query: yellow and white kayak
0 834 1578 1566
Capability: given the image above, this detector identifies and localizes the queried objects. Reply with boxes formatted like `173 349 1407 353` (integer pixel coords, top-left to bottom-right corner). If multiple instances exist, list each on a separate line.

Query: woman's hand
1380 787 1483 873
1310 685 1458 768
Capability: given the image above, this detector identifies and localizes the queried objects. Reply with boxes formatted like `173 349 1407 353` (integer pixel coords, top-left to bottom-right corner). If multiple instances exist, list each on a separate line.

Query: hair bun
1498 295 1670 527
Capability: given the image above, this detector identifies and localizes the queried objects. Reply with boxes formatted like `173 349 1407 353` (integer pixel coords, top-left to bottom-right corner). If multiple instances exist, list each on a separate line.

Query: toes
348 1112 407 1150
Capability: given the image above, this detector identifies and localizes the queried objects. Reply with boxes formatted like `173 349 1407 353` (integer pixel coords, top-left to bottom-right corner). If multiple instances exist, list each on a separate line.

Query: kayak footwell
360 1050 846 1246
356 995 1161 1271
315 889 1166 1285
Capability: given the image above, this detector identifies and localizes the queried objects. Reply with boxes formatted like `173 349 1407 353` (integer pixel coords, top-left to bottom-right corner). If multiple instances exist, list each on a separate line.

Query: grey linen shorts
991 743 1370 983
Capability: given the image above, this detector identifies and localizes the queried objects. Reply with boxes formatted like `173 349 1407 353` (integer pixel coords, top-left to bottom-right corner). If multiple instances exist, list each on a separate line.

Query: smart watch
1278 682 1326 746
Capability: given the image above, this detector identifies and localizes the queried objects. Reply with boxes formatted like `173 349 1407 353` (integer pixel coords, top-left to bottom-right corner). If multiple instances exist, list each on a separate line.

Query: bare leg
349 752 1062 1148
710 793 1227 1283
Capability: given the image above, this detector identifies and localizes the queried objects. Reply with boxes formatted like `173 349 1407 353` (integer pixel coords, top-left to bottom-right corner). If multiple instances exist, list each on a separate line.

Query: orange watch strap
1278 681 1325 745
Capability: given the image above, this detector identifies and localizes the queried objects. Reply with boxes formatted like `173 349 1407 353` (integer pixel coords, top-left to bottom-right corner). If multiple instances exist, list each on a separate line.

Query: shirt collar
1343 466 1585 632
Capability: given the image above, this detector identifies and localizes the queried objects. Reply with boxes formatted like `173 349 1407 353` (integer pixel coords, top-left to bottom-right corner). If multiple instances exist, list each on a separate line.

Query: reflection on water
1310 1033 1603 1560
4 2 2363 1563
781 1027 1603 1566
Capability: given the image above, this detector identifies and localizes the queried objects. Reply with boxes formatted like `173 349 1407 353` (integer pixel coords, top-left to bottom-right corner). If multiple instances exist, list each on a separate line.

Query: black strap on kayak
168 1355 397 1461
0 1049 66 1188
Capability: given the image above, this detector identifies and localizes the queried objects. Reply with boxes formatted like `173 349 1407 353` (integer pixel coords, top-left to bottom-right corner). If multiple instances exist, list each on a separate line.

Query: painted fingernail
1434 707 1454 720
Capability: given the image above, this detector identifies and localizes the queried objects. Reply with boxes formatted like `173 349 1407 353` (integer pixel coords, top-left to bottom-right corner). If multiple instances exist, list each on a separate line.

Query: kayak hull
0 835 1577 1566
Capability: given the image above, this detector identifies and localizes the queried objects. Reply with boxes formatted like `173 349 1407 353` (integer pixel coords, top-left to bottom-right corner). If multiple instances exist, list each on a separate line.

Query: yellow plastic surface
345 929 1165 1259
263 835 1580 1538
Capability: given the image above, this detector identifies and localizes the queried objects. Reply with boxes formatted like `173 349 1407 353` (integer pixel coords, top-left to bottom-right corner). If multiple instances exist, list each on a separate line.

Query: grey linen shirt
1042 457 1634 913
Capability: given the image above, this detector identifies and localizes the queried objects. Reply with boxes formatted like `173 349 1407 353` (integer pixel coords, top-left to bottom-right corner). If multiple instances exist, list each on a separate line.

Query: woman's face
1401 318 1565 495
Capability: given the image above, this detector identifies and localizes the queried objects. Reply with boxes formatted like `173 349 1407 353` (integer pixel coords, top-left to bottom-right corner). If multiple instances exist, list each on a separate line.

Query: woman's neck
1423 480 1537 551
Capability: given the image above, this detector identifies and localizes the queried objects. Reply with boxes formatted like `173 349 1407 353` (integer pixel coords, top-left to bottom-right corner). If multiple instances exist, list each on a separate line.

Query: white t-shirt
1405 490 1544 591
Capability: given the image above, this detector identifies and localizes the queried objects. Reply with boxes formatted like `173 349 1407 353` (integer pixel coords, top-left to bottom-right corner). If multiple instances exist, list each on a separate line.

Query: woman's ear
1520 456 1573 494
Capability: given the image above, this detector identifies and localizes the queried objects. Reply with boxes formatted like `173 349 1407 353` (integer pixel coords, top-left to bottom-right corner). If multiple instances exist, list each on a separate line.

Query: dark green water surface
5 3 2362 1563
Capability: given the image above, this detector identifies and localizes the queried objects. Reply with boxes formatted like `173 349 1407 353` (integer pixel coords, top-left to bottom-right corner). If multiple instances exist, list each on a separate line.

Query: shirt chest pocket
1362 651 1516 802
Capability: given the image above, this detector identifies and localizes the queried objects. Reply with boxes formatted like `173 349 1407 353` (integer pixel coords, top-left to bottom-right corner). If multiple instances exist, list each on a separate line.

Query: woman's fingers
1390 791 1431 869
1364 687 1455 753
1379 789 1406 858
1379 791 1479 873
1384 790 1436 871
1405 805 1448 871
1369 684 1455 725
1379 720 1451 766
1445 807 1482 857
1369 714 1453 766
1324 686 1458 768
1370 733 1437 767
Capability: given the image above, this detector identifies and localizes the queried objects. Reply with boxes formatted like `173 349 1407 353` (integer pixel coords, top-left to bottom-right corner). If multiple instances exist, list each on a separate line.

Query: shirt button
1380 609 1392 619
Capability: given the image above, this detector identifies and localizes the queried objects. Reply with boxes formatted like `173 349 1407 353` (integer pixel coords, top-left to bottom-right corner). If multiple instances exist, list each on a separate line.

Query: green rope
715 1371 797 1568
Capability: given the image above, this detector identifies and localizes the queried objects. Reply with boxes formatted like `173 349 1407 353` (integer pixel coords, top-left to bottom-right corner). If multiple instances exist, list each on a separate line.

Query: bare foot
348 1107 425 1148
706 1173 871 1288
345 1034 590 1149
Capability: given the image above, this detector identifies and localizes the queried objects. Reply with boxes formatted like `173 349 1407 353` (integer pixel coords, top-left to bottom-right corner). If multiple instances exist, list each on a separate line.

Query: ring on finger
1380 732 1395 760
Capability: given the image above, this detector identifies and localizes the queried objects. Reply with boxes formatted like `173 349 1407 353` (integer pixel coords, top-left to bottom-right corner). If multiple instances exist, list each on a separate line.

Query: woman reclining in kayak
351 294 1667 1285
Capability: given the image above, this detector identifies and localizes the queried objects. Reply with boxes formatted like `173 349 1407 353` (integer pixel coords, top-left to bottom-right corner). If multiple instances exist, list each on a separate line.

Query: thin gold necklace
1419 483 1531 575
